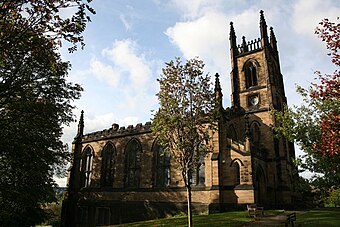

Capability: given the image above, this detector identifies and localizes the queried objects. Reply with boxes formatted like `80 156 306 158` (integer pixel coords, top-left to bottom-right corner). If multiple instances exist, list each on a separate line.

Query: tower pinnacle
214 73 223 108
259 10 269 47
270 26 278 51
229 22 237 48
75 110 84 140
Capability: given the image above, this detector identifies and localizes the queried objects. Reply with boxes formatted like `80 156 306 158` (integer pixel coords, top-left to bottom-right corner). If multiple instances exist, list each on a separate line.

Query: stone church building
61 11 296 226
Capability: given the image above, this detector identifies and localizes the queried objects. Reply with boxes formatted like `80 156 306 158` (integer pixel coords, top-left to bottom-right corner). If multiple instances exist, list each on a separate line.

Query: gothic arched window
154 142 170 187
229 124 238 141
250 122 261 144
189 144 205 186
234 162 241 185
231 159 241 185
101 143 116 187
245 61 258 88
250 122 261 151
124 139 142 188
80 146 94 188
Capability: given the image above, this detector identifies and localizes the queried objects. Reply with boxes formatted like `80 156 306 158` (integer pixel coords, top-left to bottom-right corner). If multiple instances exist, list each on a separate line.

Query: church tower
228 10 296 207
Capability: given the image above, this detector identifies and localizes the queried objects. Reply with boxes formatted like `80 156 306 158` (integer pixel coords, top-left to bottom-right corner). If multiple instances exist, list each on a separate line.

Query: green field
109 209 340 227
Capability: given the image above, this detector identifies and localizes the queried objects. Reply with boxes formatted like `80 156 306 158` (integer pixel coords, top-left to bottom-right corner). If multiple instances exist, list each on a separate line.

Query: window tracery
124 139 142 188
101 143 115 187
80 146 94 188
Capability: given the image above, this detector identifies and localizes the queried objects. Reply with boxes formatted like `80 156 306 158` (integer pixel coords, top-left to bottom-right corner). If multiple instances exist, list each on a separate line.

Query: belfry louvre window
124 139 142 188
154 143 170 187
101 143 115 187
80 147 94 188
245 62 258 88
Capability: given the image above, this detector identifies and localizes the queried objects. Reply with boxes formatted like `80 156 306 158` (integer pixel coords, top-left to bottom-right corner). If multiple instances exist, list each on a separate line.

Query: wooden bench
284 212 296 227
247 204 264 217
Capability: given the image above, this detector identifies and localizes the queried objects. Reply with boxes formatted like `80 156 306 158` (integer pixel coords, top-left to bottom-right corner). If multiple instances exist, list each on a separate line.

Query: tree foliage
152 57 217 227
327 188 340 207
0 1 94 226
273 18 340 189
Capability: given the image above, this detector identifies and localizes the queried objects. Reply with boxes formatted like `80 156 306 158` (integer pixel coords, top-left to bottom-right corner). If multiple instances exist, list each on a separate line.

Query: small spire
229 22 236 42
75 110 84 139
260 10 266 24
259 10 269 47
229 21 238 55
242 36 248 53
214 73 223 108
270 26 277 51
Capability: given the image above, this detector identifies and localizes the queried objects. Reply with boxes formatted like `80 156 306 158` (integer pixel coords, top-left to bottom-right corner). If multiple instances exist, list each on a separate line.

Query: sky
57 0 340 186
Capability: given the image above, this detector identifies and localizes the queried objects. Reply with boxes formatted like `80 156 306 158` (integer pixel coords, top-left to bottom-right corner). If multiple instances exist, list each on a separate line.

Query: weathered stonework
61 10 297 227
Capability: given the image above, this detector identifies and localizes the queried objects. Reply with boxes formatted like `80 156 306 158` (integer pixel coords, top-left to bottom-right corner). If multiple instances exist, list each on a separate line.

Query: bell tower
230 10 286 112
228 10 296 207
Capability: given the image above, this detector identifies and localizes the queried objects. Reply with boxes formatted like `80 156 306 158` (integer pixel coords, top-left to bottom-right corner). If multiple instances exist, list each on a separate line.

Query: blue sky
57 0 339 186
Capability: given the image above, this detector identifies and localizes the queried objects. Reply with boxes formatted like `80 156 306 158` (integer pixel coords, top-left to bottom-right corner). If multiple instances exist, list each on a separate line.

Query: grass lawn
295 208 340 226
110 210 283 227
108 209 340 227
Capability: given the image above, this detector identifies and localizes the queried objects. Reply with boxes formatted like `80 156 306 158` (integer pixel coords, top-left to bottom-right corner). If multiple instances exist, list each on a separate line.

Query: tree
152 57 217 227
327 188 340 207
273 18 340 190
0 1 94 226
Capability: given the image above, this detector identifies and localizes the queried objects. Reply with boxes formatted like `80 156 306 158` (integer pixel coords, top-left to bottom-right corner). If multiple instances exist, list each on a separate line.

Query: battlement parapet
237 37 262 55
81 121 152 142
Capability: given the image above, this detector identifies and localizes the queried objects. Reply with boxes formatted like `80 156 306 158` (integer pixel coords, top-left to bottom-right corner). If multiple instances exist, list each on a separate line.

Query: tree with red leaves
273 18 340 190
312 18 340 156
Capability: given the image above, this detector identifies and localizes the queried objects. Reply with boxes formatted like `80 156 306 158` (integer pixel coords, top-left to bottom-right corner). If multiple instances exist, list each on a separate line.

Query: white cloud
166 11 228 76
89 58 121 87
293 0 340 36
102 39 152 88
169 0 224 19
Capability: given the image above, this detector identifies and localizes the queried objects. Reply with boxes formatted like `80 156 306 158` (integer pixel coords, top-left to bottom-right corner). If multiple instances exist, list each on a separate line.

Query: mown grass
295 208 340 226
108 209 340 227
111 210 284 227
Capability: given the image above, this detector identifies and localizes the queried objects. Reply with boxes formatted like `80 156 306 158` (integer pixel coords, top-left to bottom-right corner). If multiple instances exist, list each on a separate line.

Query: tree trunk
186 184 193 227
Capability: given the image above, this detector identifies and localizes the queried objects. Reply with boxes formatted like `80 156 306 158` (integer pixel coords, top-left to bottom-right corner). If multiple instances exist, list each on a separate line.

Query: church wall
70 126 224 225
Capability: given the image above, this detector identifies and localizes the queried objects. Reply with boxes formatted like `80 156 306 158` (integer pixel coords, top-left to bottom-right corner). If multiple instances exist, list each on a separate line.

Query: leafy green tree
152 57 217 227
273 18 340 190
328 188 340 207
0 1 94 226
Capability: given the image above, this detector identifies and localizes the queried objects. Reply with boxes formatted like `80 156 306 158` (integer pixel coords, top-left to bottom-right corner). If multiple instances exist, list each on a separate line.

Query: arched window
231 159 241 185
255 166 266 204
101 143 115 187
229 124 238 141
250 122 261 144
124 139 142 188
154 142 170 187
189 144 205 186
233 162 241 185
245 61 258 88
80 146 94 188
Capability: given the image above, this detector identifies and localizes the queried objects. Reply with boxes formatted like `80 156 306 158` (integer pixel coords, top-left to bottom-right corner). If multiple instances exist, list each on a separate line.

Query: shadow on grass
295 208 340 226
108 209 340 227
110 210 285 227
